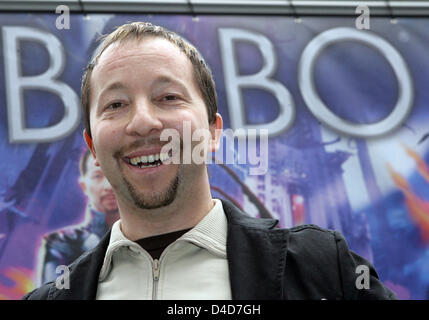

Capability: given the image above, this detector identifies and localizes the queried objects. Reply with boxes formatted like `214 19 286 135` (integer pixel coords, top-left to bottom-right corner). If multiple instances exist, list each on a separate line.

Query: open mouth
125 150 174 169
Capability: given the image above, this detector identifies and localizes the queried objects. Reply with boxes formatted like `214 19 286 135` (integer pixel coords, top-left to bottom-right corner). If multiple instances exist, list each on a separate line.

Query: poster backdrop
0 13 428 299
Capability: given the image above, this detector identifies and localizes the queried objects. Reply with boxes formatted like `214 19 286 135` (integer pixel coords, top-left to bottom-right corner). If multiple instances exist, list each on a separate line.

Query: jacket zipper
152 258 160 300
150 240 183 300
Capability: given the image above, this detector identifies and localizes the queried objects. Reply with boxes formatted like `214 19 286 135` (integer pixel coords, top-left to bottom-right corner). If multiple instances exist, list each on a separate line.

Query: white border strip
0 0 428 15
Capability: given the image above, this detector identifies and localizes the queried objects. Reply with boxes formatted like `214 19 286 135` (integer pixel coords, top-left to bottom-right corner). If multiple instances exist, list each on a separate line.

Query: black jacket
22 199 396 300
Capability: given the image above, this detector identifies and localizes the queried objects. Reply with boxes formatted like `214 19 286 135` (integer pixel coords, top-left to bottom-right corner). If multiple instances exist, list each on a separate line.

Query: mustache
113 136 182 159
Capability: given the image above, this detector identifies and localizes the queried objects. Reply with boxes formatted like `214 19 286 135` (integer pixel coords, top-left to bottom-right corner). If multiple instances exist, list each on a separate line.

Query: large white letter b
2 26 80 143
218 28 294 138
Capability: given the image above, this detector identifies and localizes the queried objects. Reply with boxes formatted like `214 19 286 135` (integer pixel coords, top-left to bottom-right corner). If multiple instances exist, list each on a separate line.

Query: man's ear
84 130 99 166
209 113 223 152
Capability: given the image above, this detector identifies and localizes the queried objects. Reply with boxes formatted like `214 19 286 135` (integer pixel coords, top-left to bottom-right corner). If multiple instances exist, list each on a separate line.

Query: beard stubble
121 164 182 210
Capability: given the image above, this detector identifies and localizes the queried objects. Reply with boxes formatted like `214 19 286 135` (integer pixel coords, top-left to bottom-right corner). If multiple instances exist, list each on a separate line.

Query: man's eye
107 102 124 110
163 95 177 101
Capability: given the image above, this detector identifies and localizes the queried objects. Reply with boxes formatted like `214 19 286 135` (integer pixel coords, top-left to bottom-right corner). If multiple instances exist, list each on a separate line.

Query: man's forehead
89 38 195 100
95 37 189 73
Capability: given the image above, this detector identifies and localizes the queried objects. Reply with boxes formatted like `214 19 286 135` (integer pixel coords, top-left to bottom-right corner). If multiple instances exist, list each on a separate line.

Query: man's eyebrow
155 76 176 85
154 76 190 96
98 77 191 100
99 82 126 97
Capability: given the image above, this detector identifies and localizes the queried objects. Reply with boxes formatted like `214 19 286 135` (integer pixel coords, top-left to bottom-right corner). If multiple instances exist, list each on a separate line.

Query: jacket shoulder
22 282 55 300
27 230 111 300
288 223 336 235
287 224 339 256
284 224 396 300
22 246 99 300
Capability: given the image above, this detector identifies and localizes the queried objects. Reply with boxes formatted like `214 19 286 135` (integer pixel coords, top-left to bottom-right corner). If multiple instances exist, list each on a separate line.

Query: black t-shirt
134 228 192 260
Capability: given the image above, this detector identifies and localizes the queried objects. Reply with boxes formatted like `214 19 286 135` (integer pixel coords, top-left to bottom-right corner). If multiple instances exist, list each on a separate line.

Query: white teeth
128 152 170 167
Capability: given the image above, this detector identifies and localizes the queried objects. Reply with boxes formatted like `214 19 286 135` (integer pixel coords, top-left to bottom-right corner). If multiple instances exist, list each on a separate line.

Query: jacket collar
49 198 288 300
221 199 288 300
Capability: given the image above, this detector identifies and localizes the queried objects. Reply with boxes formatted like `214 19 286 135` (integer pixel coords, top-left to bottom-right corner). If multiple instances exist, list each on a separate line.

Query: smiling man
23 22 396 300
85 33 220 242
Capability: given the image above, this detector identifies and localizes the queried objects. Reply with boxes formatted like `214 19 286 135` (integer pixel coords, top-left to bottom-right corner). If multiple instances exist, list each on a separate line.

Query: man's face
80 155 118 214
87 37 218 210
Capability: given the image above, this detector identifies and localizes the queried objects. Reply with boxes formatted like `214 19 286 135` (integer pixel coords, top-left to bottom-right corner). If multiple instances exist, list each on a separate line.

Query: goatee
122 168 181 210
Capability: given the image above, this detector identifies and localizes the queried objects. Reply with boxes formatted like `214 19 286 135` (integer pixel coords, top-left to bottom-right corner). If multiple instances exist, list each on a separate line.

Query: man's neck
117 175 214 241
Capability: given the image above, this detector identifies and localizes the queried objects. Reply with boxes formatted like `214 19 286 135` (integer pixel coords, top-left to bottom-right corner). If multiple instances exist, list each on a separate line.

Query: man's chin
129 190 177 210
134 195 175 210
123 173 180 210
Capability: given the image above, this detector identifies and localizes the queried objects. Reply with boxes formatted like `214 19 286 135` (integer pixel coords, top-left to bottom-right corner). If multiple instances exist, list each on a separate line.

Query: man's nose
125 98 163 136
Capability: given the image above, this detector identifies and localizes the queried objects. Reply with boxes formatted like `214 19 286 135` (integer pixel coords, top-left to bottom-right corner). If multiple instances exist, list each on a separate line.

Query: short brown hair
81 21 218 138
